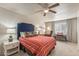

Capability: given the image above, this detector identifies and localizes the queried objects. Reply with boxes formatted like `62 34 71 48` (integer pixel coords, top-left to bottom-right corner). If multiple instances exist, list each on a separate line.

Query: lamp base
8 39 13 42
8 36 13 42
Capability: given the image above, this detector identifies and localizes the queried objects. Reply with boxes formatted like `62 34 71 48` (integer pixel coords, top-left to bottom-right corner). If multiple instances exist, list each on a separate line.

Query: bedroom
0 3 79 56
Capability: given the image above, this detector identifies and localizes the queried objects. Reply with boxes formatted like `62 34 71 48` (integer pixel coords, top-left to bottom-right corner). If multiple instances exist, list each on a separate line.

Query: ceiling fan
36 3 59 16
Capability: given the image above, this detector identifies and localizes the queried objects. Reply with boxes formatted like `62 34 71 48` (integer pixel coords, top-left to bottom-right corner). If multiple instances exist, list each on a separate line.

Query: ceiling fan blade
43 13 46 16
49 10 56 13
48 3 59 9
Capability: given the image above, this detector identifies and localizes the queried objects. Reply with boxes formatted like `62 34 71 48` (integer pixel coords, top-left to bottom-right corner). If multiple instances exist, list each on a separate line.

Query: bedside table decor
8 36 13 42
7 28 16 42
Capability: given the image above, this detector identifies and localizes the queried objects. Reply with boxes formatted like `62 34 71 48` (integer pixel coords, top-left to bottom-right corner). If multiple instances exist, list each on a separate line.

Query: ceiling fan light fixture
44 9 49 13
37 3 59 16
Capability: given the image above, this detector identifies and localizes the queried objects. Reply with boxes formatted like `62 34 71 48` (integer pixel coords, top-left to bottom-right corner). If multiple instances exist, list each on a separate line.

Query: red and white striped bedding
19 36 56 56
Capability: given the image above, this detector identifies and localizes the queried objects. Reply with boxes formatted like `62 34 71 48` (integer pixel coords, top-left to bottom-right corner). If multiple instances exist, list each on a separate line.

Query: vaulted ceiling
0 3 79 28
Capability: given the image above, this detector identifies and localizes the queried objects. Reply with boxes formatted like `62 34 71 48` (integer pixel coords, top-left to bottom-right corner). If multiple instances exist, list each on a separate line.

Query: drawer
12 42 19 48
5 42 19 50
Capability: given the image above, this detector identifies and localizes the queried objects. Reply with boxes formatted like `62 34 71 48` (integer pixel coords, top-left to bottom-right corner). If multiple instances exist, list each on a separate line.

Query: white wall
77 17 79 45
77 11 79 45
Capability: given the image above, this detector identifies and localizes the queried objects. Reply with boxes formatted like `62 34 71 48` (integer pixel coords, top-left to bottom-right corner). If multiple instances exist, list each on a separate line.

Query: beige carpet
1 41 79 56
50 41 79 56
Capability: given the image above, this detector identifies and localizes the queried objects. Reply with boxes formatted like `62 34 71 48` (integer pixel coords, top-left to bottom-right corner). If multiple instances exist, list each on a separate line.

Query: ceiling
0 3 56 19
0 3 79 28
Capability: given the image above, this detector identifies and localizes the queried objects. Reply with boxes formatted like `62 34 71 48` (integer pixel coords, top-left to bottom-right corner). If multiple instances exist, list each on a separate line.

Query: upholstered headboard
17 23 34 39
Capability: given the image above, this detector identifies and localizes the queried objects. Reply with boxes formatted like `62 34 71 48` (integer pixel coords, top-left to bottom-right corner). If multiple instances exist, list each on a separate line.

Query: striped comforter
19 36 56 56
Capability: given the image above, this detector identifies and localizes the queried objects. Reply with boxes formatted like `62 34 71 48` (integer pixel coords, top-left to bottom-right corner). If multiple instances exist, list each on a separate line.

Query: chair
55 32 67 41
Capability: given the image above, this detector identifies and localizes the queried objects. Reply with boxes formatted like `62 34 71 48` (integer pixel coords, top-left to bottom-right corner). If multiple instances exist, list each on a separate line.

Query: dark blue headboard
17 23 34 39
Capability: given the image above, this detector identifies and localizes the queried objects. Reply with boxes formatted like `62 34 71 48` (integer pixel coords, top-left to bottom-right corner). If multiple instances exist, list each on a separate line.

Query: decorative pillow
25 32 35 37
57 32 63 35
20 32 25 37
24 32 30 37
20 32 35 38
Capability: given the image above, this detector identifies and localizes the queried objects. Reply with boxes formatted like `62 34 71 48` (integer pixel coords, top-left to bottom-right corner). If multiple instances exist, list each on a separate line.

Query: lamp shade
7 28 16 34
47 27 51 31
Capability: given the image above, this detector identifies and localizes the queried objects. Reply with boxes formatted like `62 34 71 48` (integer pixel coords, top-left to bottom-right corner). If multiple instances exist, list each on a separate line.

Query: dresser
3 40 19 56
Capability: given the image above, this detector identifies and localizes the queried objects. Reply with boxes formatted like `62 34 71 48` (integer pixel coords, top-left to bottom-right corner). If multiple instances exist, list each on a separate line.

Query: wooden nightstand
3 40 19 56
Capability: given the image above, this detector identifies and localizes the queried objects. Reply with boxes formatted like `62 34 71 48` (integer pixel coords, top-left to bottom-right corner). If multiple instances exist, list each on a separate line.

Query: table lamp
7 28 15 42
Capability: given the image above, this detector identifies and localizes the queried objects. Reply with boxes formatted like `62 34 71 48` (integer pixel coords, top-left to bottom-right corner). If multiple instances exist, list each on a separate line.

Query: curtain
54 20 67 35
67 18 77 43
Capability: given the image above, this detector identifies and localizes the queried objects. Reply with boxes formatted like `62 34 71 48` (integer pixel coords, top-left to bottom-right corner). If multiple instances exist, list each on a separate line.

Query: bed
17 23 56 56
19 35 56 56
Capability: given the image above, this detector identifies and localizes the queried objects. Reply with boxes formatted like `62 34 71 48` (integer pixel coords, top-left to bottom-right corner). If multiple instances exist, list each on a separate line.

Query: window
54 21 67 35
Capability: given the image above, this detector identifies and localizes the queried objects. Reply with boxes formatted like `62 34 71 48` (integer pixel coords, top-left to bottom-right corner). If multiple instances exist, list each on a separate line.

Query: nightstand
3 40 19 56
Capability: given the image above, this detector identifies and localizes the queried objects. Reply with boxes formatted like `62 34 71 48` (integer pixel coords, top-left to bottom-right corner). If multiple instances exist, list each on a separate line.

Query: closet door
71 18 77 43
